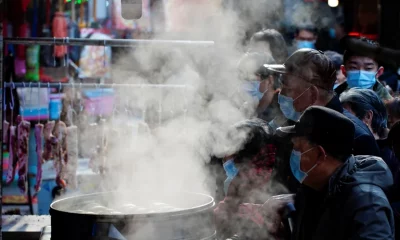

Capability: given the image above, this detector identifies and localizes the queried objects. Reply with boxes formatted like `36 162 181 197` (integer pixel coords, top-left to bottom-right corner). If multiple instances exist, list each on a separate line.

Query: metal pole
4 37 215 47
4 82 193 89
0 11 4 228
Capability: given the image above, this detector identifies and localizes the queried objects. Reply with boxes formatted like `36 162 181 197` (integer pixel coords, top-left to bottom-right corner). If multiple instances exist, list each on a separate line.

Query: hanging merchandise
49 93 64 120
52 12 68 59
66 14 81 63
40 27 54 67
25 45 41 81
78 29 112 79
17 115 32 195
17 88 50 121
83 88 115 116
112 0 151 31
14 23 29 77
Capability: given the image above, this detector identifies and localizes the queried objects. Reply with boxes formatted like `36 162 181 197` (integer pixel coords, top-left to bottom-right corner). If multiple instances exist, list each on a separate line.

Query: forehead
298 29 315 38
346 56 378 66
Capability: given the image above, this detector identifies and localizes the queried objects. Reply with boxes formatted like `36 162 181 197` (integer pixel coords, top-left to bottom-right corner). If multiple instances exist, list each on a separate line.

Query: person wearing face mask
340 89 399 182
266 106 395 240
213 119 277 240
237 52 282 120
335 37 393 103
264 48 380 193
293 26 318 51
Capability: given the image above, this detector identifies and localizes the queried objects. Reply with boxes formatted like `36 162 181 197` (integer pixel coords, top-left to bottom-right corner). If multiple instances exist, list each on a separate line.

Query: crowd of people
213 27 400 240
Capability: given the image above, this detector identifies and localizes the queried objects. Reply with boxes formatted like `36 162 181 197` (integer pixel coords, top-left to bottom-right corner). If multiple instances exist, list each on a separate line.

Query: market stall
1 36 216 240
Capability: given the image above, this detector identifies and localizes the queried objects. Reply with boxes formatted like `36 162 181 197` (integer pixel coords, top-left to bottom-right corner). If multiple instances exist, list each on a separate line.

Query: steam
74 0 287 204
56 0 309 239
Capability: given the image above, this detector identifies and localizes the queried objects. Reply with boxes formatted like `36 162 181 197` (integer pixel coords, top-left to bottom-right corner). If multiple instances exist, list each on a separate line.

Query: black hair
249 29 288 64
229 119 273 163
387 97 400 125
388 121 400 159
340 88 388 138
343 37 380 65
324 51 343 70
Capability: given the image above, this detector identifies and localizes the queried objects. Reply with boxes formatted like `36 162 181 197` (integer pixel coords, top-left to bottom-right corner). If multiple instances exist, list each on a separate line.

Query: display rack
1 37 211 216
3 82 192 89
4 37 215 47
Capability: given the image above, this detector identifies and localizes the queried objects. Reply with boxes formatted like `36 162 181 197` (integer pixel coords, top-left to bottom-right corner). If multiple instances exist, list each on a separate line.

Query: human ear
341 65 347 77
363 110 374 127
376 66 384 78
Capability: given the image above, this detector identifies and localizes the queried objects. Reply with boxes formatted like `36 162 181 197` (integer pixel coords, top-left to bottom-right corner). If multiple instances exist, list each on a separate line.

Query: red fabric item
52 12 68 57
8 0 31 59
15 23 29 59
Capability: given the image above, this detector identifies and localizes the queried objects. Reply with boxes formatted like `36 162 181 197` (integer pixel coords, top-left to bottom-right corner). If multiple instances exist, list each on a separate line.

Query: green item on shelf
25 45 40 81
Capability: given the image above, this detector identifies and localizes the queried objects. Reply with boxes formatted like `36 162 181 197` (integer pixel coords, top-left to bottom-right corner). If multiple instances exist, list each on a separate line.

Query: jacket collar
328 156 355 195
325 95 344 113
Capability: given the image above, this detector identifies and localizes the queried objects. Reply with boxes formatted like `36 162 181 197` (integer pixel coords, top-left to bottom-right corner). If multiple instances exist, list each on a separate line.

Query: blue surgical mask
296 40 315 49
290 147 318 183
278 94 302 121
243 81 267 100
223 159 239 196
346 70 377 89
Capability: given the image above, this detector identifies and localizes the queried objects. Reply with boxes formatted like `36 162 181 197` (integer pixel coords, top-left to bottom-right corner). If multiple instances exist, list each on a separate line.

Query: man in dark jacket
264 48 381 192
275 106 394 240
335 37 393 103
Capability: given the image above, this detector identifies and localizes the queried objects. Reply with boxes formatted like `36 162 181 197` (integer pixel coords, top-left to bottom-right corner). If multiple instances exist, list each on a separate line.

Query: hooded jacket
292 155 395 240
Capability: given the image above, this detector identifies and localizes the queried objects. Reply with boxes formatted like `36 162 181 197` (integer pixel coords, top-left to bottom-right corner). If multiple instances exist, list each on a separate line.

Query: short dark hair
295 26 318 36
387 97 400 121
343 37 380 65
388 121 400 158
324 51 343 70
340 88 388 138
249 29 288 64
229 119 273 163
285 49 337 90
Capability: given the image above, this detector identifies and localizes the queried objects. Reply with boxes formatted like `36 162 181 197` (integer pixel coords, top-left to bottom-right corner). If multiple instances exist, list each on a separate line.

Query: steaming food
70 202 184 215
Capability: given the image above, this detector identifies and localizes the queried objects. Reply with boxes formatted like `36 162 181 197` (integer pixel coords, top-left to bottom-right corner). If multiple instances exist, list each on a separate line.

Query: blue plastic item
83 89 114 98
49 94 63 120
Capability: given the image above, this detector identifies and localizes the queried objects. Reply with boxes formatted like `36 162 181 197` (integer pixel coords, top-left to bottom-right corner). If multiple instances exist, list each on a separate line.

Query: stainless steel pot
50 191 216 240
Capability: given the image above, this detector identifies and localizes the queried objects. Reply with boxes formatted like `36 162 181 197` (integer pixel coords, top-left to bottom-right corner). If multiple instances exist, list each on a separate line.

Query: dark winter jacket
271 95 380 193
292 155 395 240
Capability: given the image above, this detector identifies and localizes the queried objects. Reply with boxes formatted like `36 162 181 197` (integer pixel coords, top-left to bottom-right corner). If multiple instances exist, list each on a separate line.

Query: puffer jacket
292 155 395 240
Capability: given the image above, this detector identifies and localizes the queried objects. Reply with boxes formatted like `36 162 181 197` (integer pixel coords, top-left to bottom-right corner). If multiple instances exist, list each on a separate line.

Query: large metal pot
50 191 216 240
